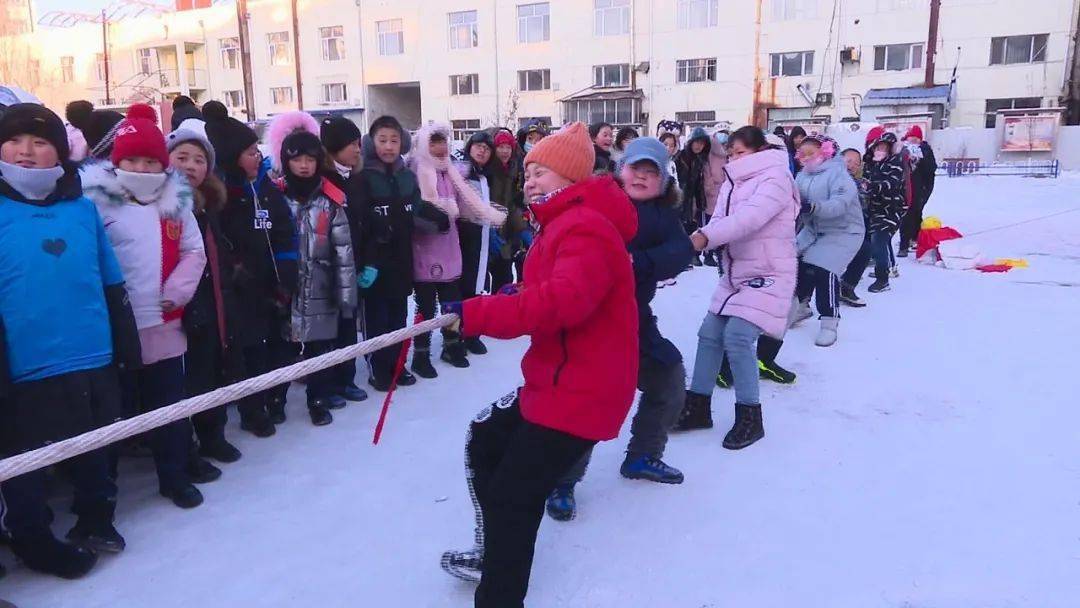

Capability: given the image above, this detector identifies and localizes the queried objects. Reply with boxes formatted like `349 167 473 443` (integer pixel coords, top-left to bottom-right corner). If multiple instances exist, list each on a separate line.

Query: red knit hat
904 125 924 141
111 104 169 168
494 130 516 149
523 122 595 184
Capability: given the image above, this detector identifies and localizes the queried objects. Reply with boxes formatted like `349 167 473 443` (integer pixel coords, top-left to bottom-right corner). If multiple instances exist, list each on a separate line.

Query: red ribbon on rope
372 312 423 445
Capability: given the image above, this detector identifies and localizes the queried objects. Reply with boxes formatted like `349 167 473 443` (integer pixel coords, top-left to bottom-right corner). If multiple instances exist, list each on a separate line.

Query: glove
358 266 378 289
498 283 521 296
800 201 812 215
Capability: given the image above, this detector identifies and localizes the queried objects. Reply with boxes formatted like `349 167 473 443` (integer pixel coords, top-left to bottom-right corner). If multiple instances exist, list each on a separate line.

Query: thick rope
0 314 459 483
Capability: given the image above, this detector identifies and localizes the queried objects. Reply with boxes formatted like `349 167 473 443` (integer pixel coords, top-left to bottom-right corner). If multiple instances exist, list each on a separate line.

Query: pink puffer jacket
699 148 799 339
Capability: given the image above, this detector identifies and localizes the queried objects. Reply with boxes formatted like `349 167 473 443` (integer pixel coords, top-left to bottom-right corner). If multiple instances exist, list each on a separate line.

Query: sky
34 0 183 22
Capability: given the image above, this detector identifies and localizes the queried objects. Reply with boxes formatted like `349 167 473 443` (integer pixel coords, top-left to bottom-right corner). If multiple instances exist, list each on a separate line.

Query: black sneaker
199 439 242 464
722 404 764 450
268 398 287 425
11 528 98 579
397 370 417 386
411 351 438 379
368 372 391 392
160 483 204 509
325 395 348 410
441 548 482 583
66 502 125 554
186 454 222 484
307 400 334 426
868 278 891 293
673 392 713 431
340 383 368 402
758 359 796 384
464 337 488 355
839 284 866 308
240 412 276 438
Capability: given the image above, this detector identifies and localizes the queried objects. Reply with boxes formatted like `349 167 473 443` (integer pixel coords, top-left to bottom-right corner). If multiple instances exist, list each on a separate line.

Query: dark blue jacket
628 182 694 365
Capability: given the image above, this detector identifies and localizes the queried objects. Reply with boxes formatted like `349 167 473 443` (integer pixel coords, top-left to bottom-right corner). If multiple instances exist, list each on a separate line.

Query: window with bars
593 64 630 88
320 26 345 62
594 0 629 37
450 74 480 96
271 86 294 105
675 110 717 126
677 0 718 29
873 43 924 71
448 10 478 49
61 56 74 83
377 19 404 56
220 37 240 70
984 97 1042 128
989 34 1048 65
137 49 153 76
517 69 551 91
676 58 717 83
321 82 347 104
517 3 550 44
770 51 814 77
451 119 482 141
223 90 244 109
563 98 638 125
267 32 292 66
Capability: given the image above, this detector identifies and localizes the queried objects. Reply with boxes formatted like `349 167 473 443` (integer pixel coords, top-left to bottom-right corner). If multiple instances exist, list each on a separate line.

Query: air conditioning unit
840 47 860 63
815 92 834 106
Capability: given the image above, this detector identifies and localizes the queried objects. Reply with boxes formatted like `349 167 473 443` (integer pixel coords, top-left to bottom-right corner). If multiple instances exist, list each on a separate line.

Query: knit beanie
493 130 515 149
0 103 70 161
203 101 258 173
166 118 216 171
280 130 325 167
904 125 924 141
320 115 362 154
170 104 204 131
111 104 169 167
523 121 594 184
69 107 124 158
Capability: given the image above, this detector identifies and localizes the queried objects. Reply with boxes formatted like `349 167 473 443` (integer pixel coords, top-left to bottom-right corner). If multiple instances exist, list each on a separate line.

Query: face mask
872 150 888 162
523 142 535 153
115 168 169 204
0 160 65 201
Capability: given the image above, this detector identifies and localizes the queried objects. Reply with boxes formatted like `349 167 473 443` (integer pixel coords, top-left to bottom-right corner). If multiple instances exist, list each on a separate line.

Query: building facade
13 0 1080 138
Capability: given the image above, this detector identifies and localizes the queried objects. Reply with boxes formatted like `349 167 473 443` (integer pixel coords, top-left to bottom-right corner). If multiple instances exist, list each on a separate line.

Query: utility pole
924 0 942 87
102 10 112 105
290 0 303 110
236 0 256 119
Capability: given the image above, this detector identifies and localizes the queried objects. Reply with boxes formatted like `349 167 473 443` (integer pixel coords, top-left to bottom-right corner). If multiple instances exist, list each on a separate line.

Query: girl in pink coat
679 126 799 450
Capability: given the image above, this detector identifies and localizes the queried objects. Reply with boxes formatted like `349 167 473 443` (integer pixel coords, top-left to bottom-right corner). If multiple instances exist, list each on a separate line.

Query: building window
985 97 1042 128
267 32 292 66
517 3 550 44
873 43 924 71
451 119 482 142
271 86 294 105
594 0 629 37
223 90 244 109
772 0 817 21
564 98 638 125
770 51 814 77
676 58 717 83
675 110 717 126
593 64 630 88
136 48 153 76
320 82 348 104
448 10 478 49
60 56 74 83
320 26 345 62
450 73 480 96
377 19 404 56
220 37 240 70
990 34 1048 65
517 69 551 91
94 53 106 81
677 0 718 29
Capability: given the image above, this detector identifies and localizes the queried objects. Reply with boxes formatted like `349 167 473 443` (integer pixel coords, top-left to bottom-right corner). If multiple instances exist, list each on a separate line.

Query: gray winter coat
285 182 357 343
795 157 865 276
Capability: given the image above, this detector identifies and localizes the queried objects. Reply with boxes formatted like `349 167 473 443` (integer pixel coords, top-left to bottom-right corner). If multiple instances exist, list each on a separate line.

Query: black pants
467 396 595 608
413 281 462 351
363 294 409 380
842 233 873 289
300 340 336 402
489 258 515 294
796 261 840 319
331 312 359 393
900 195 929 248
184 325 228 447
459 221 484 299
122 356 193 490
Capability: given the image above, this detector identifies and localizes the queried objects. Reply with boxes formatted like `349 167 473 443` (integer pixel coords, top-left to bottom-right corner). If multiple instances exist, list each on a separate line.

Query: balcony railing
157 68 207 90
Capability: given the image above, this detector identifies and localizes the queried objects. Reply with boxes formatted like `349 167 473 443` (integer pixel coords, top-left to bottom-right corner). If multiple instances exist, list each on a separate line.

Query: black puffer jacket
863 150 906 234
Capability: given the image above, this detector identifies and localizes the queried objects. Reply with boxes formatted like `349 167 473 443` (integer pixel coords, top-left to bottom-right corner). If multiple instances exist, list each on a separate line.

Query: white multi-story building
13 0 1080 139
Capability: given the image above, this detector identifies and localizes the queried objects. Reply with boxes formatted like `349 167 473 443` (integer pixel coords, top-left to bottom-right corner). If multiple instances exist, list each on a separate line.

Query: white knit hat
166 118 216 171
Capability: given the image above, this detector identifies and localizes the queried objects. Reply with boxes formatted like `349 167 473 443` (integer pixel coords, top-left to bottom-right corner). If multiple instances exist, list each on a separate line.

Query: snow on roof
861 84 951 107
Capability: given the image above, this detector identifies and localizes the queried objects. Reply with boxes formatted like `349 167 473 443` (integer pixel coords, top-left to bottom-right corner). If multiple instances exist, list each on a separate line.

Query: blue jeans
689 314 763 405
870 231 893 278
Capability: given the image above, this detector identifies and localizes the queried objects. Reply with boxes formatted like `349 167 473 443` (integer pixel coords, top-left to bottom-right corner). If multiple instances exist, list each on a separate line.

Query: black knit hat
320 115 362 154
203 101 258 173
280 130 325 167
67 106 124 157
170 103 204 131
0 103 70 161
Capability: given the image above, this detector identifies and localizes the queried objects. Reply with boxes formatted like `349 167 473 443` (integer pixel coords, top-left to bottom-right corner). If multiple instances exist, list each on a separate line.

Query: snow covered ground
3 175 1079 608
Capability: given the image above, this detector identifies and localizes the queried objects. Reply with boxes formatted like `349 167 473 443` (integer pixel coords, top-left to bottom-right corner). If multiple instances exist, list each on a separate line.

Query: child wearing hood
81 104 208 510
408 123 505 378
267 111 357 425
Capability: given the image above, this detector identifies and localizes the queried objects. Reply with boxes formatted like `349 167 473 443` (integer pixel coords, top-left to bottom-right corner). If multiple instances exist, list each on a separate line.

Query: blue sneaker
545 483 576 522
620 455 684 484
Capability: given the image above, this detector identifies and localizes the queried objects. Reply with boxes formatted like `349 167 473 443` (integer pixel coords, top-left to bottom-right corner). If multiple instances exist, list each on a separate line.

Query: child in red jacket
440 122 639 608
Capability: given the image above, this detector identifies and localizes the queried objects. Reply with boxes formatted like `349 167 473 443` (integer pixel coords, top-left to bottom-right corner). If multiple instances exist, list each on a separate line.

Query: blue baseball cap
618 137 671 187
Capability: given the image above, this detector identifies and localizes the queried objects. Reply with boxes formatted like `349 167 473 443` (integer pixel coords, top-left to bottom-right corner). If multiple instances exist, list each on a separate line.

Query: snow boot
199 438 242 464
464 337 488 355
839 284 866 308
268 396 287 425
411 349 438 379
441 338 470 369
185 453 222 484
368 368 392 392
790 300 813 327
441 548 483 583
159 482 204 509
67 501 125 554
307 400 334 426
339 382 369 402
722 403 764 450
620 455 684 484
240 410 276 438
758 359 796 384
397 369 417 386
324 395 348 410
673 392 713 431
815 317 839 347
11 528 98 579
868 277 891 293
545 483 577 522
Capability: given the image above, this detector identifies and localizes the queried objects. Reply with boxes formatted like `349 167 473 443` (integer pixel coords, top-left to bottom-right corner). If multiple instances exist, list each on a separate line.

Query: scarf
115 169 169 204
0 161 65 201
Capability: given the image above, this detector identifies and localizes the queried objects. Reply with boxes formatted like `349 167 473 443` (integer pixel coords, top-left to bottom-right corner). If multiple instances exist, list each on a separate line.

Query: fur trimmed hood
267 111 321 174
409 122 507 227
79 161 194 219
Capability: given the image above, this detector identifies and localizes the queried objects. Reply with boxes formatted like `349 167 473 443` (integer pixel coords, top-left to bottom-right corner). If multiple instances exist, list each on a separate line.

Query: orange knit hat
523 121 595 184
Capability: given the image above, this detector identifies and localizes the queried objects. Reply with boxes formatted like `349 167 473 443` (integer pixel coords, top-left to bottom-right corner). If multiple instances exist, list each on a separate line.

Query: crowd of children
0 97 933 606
